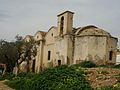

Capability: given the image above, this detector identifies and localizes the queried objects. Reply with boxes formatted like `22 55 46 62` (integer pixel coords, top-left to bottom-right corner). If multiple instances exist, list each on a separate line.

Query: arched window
60 16 64 35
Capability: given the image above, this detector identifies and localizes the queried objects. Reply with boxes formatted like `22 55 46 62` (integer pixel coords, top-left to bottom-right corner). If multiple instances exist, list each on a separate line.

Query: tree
0 35 37 73
0 40 20 72
15 35 37 73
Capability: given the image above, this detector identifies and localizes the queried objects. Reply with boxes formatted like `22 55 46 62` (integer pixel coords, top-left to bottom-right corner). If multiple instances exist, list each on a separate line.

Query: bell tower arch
57 11 74 36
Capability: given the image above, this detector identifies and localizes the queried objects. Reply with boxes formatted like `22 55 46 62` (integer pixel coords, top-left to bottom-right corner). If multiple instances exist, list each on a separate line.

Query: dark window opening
109 51 113 60
67 57 70 65
37 36 39 39
32 60 35 72
60 27 63 34
60 16 64 35
58 60 61 66
51 33 53 36
48 51 51 60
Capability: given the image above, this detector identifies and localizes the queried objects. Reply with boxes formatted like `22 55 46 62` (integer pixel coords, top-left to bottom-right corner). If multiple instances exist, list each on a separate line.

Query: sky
0 0 120 45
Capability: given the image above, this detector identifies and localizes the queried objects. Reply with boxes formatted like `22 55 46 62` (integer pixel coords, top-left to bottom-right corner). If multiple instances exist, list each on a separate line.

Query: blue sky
0 0 120 45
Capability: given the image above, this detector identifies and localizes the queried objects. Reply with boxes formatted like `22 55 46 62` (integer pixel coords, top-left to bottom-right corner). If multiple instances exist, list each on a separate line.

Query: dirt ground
0 80 14 90
85 67 120 89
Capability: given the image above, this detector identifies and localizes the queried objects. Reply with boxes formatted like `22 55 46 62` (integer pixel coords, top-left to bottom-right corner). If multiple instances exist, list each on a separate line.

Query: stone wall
74 36 107 65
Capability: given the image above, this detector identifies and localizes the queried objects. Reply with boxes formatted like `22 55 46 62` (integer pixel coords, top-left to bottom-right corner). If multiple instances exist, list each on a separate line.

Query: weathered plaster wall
74 36 88 63
34 32 43 41
55 36 68 66
42 27 57 69
87 36 107 64
106 37 118 64
74 36 107 65
55 35 74 66
24 35 33 42
35 41 44 73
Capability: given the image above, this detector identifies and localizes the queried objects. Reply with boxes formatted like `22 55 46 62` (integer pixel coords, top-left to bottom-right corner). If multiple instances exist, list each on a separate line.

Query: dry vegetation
85 67 120 89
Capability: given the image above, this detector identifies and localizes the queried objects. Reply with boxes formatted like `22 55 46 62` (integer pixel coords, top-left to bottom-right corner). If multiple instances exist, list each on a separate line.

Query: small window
109 51 113 60
67 57 70 65
48 51 51 60
32 60 36 72
58 60 61 66
51 33 53 36
37 36 39 39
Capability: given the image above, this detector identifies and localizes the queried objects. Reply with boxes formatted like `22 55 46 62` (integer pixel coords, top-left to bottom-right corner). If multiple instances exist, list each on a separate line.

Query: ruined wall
87 36 107 64
24 35 33 42
35 46 40 73
67 35 74 64
74 36 107 65
42 27 57 68
35 41 44 73
34 32 43 41
55 36 68 66
116 55 120 64
43 44 55 68
55 34 74 66
106 37 118 64
74 36 88 64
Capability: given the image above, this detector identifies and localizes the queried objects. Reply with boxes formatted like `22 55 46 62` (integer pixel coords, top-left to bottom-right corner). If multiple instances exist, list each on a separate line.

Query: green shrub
97 65 109 68
6 72 36 90
0 72 15 80
0 72 35 81
113 64 120 68
30 65 92 90
7 65 93 90
80 61 97 68
6 77 26 90
17 72 35 78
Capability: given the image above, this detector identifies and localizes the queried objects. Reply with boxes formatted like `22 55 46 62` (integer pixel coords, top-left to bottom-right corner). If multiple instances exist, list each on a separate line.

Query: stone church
25 11 118 73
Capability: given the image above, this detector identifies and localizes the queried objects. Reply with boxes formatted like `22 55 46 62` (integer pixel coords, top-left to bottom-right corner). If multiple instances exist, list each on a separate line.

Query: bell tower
57 11 74 36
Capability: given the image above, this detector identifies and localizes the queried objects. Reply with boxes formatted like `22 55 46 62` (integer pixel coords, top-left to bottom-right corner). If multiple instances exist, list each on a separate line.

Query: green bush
6 77 26 89
0 72 15 80
0 72 34 81
6 72 36 90
7 65 93 90
80 61 97 68
17 72 35 78
97 65 109 68
113 64 120 68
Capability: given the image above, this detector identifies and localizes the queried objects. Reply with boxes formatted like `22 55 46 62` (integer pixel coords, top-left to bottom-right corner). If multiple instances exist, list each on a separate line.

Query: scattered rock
85 68 120 89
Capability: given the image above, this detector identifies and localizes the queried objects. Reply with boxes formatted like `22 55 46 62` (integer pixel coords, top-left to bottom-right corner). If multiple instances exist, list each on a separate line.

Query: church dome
75 25 111 37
